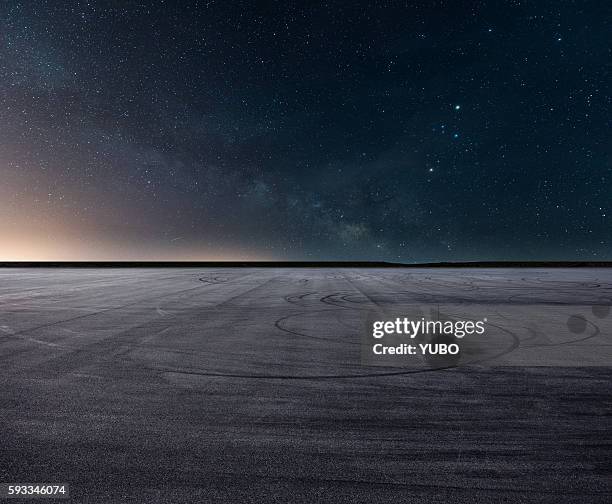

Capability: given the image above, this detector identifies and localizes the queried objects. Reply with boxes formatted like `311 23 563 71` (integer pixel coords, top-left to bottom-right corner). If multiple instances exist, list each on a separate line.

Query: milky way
1 1 609 261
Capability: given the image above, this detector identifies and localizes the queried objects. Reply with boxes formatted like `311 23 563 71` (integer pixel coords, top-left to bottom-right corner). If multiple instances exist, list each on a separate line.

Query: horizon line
0 260 611 268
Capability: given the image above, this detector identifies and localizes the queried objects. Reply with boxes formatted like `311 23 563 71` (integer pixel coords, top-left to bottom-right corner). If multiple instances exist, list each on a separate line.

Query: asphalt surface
0 268 610 503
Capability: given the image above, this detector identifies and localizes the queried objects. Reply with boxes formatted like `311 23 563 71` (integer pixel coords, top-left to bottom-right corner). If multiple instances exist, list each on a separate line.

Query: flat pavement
0 268 610 503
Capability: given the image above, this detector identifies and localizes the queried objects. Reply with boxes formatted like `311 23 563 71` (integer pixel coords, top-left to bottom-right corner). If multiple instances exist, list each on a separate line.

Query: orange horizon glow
0 208 274 262
0 227 274 261
0 168 275 262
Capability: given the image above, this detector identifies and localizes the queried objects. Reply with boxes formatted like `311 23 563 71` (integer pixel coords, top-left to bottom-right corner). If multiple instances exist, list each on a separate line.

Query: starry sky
1 1 609 262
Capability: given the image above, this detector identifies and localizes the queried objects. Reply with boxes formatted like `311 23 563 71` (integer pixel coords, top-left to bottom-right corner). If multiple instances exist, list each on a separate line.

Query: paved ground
0 268 610 503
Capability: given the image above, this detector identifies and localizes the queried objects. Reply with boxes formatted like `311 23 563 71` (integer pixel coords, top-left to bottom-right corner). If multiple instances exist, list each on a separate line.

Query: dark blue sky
1 1 609 261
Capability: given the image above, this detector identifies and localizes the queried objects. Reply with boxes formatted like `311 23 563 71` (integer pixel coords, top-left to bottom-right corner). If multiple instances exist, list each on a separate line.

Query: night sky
1 1 609 262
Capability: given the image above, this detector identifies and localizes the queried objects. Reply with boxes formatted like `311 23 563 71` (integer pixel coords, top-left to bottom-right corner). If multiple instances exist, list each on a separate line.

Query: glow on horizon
0 217 274 262
0 185 275 261
0 229 273 261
